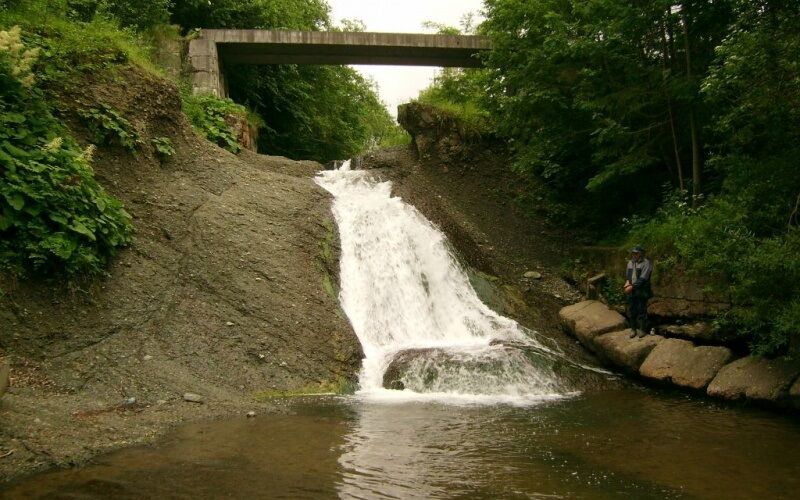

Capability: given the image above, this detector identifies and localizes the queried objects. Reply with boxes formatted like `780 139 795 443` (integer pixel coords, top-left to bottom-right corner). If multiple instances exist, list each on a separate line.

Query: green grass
378 127 412 148
412 96 492 139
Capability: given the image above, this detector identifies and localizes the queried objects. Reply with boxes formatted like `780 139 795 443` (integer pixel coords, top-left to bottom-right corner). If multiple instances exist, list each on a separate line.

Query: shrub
79 103 142 151
0 26 133 279
151 136 175 158
181 91 248 153
629 192 800 354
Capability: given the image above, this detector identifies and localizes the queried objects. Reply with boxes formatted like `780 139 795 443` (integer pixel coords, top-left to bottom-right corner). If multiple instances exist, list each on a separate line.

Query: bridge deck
203 29 490 67
189 29 491 96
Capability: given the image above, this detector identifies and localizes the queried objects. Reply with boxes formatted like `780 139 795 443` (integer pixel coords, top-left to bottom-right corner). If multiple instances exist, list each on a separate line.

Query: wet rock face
559 300 627 348
639 339 733 390
707 356 800 403
381 342 610 394
381 346 540 392
593 330 664 373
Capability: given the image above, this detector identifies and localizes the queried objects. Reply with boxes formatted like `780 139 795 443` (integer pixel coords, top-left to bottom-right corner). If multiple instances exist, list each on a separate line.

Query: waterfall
315 164 573 405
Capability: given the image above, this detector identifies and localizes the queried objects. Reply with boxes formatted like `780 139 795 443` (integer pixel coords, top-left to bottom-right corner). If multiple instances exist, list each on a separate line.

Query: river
3 164 799 498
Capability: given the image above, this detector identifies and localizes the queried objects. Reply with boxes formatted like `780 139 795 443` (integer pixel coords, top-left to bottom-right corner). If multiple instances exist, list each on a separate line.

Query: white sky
328 0 485 117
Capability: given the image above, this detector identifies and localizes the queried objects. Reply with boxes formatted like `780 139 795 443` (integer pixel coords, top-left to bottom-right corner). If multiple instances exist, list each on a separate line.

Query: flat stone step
559 300 626 348
639 338 732 390
707 356 800 404
594 330 664 373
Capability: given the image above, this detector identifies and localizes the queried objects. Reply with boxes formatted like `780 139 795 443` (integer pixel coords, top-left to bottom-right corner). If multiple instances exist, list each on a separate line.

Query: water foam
315 165 572 405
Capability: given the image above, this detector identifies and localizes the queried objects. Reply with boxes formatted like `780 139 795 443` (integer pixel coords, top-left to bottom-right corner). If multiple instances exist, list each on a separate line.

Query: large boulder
397 102 493 164
380 342 605 395
707 356 800 404
381 344 564 394
559 301 626 347
0 359 8 399
639 339 733 390
594 330 665 373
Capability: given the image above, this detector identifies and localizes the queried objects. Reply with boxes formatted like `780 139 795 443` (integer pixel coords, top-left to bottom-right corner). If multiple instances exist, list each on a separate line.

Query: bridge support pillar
188 38 226 97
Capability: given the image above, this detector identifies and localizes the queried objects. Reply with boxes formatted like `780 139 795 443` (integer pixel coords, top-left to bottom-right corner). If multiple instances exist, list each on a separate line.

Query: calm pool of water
4 388 799 499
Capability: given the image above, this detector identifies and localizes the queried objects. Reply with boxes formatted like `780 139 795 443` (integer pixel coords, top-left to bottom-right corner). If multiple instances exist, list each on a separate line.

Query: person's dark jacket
626 258 653 298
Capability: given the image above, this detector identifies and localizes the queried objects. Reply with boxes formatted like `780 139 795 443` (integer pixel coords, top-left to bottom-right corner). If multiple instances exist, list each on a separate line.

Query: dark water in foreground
4 389 800 499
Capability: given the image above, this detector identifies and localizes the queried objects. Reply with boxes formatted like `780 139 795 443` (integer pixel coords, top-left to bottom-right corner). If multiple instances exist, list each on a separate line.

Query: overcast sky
328 0 485 117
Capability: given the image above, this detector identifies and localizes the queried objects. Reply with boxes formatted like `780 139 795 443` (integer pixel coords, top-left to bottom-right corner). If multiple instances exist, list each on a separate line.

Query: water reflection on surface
3 389 800 499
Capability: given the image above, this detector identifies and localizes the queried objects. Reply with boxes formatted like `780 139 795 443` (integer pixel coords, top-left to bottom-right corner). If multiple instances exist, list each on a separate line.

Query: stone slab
559 300 627 347
708 356 800 403
594 330 665 372
639 338 732 390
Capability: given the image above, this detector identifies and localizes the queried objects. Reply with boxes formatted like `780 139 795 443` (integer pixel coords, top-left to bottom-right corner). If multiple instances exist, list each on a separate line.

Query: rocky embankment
0 68 361 482
392 101 799 414
560 300 800 410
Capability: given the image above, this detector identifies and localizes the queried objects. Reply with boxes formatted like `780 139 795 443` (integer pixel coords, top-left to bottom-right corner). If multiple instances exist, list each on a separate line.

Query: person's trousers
628 295 649 333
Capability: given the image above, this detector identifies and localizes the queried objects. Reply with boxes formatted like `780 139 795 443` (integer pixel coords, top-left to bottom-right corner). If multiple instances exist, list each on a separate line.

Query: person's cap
630 245 645 254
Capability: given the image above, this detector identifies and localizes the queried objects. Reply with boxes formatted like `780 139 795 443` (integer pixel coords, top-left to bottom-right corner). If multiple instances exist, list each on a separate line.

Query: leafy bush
0 26 133 279
79 103 142 151
629 192 800 354
151 136 175 158
181 91 248 153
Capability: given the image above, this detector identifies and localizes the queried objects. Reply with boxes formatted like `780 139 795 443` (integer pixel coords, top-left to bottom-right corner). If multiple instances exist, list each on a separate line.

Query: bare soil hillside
0 68 361 482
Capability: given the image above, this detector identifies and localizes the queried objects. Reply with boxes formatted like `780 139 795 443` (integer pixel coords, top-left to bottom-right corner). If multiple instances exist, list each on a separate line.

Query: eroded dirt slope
0 69 361 481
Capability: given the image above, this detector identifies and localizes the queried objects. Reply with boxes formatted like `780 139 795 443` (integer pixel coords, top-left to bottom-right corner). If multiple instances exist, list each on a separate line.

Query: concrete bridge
188 29 491 97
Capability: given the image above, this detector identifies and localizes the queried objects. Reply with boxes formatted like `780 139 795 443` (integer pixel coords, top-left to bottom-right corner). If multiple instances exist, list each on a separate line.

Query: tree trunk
688 110 700 202
660 12 684 191
680 5 702 206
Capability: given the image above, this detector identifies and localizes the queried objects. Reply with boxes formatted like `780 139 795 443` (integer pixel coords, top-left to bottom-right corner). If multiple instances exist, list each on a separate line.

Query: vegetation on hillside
418 1 799 354
0 0 406 282
0 25 133 280
168 0 404 162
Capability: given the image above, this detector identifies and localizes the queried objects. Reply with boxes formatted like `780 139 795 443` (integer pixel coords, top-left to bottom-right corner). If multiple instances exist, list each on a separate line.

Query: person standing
624 245 653 338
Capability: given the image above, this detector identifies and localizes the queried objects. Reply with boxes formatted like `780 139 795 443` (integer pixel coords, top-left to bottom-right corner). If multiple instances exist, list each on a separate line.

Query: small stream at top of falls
315 161 584 405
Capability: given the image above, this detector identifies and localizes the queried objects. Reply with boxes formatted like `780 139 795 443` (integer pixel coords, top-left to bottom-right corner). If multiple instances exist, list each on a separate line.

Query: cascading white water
315 163 572 405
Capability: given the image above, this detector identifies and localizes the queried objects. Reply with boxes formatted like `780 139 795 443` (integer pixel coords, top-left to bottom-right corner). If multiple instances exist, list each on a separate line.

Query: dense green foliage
3 0 401 163
151 136 175 159
0 26 132 279
419 1 799 353
170 0 402 162
79 103 142 151
0 0 161 83
0 0 401 282
64 0 172 31
227 64 399 161
416 68 492 138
